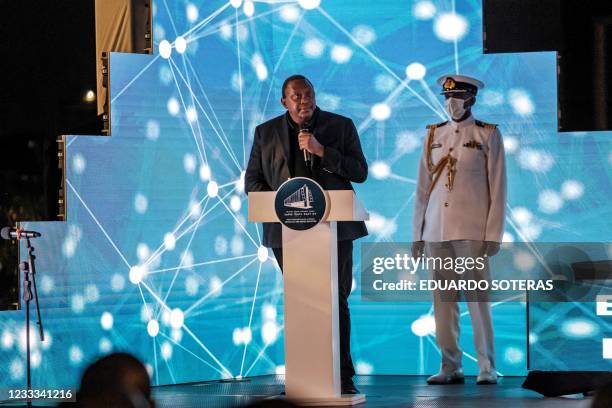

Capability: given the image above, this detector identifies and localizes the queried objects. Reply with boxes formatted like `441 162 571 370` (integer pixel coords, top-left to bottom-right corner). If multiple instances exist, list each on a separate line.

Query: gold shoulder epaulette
475 120 497 130
426 121 448 129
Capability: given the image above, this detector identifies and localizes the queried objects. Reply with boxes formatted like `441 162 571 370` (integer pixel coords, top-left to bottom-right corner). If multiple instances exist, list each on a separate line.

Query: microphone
299 121 312 168
1 227 42 240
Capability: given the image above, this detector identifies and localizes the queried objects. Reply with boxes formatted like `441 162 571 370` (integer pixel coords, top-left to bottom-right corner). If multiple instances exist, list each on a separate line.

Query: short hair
281 75 314 98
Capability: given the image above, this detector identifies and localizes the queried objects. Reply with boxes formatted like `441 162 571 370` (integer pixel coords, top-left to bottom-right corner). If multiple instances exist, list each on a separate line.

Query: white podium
248 189 368 406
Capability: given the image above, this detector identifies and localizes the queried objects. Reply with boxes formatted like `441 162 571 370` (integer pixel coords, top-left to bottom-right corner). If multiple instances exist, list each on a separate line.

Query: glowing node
411 315 436 337
395 131 420 154
134 193 148 214
561 180 584 200
262 321 279 344
31 350 42 368
230 0 242 8
371 103 391 121
251 53 268 81
235 171 246 193
40 275 54 295
504 347 524 364
10 359 24 380
279 5 300 23
231 235 244 256
529 333 538 344
562 318 598 339
69 345 83 365
355 361 374 375
183 153 196 174
275 365 286 375
508 89 535 116
185 275 199 296
186 4 199 22
129 265 144 284
137 243 151 262
503 136 519 154
538 189 564 214
72 153 86 174
374 74 396 93
167 97 180 116
175 36 187 54
262 303 277 321
230 195 242 212
207 181 219 198
110 273 125 292
303 38 324 59
1 330 14 350
171 328 183 343
330 45 353 64
243 1 254 17
413 1 436 20
146 119 160 140
433 12 469 42
71 294 85 313
164 233 176 251
405 62 426 80
186 106 198 123
161 341 173 360
365 212 397 239
502 232 514 243
351 25 376 46
513 250 536 272
159 40 172 59
481 89 504 107
511 207 532 225
298 0 320 10
170 308 184 329
199 163 211 181
189 200 202 219
257 246 268 263
209 276 223 297
371 160 391 179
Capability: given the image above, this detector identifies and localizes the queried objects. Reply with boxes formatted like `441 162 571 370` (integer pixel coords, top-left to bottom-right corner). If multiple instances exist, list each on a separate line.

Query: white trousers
425 240 495 374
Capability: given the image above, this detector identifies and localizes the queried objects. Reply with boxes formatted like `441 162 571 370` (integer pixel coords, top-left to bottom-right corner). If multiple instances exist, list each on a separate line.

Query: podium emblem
275 177 328 230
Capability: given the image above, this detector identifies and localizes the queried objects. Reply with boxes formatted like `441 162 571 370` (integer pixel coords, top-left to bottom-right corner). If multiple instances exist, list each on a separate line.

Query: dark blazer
245 108 369 248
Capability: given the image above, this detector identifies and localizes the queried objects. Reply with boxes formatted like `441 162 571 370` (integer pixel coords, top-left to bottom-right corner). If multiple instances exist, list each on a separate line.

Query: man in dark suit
245 75 368 394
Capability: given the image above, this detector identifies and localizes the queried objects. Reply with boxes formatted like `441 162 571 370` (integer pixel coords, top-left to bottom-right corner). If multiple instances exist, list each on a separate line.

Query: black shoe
341 379 360 395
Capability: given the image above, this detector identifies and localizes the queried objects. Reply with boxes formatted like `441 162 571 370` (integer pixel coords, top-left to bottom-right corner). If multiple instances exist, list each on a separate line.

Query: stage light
413 1 436 20
371 103 391 121
84 90 96 102
330 44 352 64
175 36 187 54
405 62 426 80
298 0 320 10
100 312 114 330
434 12 469 42
243 1 254 17
371 160 391 179
159 40 172 59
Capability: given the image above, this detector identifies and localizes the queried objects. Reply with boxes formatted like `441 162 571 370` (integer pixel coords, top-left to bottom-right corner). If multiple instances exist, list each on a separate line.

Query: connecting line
167 58 208 165
184 58 242 171
261 12 304 120
169 58 243 172
184 256 259 316
183 2 231 40
158 331 229 378
153 336 159 385
144 195 211 269
243 325 285 377
162 0 179 37
419 78 448 116
66 179 131 269
66 136 77 149
252 0 298 4
239 261 263 376
217 194 260 249
158 210 203 318
452 0 460 74
141 280 172 313
189 7 282 43
148 254 258 275
317 7 444 119
236 8 247 168
111 55 161 103
388 174 416 183
358 77 413 133
137 284 152 320
459 294 525 318
163 355 177 384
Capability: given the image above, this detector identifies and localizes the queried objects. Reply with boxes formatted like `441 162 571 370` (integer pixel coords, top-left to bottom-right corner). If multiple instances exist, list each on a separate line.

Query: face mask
445 97 470 121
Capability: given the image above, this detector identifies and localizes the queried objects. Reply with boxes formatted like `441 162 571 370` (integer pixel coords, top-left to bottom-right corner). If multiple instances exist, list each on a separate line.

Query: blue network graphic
1 0 611 387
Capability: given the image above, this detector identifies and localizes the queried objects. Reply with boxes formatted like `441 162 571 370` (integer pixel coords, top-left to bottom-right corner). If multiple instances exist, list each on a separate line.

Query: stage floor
152 375 593 408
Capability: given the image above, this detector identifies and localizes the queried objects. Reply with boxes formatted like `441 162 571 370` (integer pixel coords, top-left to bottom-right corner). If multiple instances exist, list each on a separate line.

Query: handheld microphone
1 227 42 240
299 122 312 168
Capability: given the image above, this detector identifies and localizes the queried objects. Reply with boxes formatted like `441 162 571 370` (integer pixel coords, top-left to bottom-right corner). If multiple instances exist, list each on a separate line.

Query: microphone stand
19 237 45 408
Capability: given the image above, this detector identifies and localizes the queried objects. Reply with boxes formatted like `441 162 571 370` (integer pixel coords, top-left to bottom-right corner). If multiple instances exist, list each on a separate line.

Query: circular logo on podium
274 177 328 231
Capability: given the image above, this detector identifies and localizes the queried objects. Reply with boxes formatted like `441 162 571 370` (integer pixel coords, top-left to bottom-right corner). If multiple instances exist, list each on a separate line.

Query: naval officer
412 74 507 385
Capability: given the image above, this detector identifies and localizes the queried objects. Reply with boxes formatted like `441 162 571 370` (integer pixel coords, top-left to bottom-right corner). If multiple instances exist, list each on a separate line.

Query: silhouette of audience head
76 352 153 408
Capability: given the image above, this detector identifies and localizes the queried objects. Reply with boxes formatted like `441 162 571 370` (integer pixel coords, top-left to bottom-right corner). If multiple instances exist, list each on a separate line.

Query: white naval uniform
412 114 507 374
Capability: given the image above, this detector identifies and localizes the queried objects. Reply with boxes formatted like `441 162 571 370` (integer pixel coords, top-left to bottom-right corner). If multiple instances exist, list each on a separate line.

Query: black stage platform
152 375 592 408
